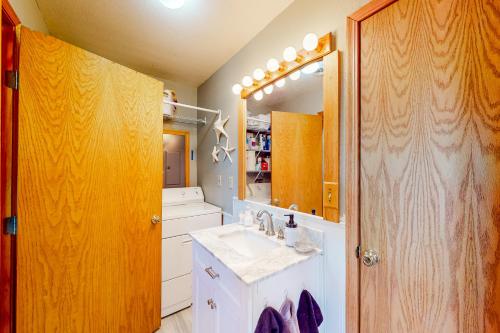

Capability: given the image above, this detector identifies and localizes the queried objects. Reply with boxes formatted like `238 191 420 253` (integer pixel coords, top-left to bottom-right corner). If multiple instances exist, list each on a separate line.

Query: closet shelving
163 93 221 126
246 117 271 184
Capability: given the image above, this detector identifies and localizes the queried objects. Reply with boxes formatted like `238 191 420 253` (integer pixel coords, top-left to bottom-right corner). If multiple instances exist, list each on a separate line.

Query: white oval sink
219 230 279 258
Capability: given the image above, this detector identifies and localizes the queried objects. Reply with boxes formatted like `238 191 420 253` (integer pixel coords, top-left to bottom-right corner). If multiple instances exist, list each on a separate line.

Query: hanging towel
297 290 323 333
254 307 285 333
279 298 300 333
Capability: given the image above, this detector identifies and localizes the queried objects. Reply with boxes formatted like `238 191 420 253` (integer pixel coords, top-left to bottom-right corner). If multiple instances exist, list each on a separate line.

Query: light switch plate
228 176 233 189
217 175 222 187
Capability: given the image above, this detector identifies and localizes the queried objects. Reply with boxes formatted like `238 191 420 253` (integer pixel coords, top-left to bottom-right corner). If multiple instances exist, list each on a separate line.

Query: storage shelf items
246 122 271 185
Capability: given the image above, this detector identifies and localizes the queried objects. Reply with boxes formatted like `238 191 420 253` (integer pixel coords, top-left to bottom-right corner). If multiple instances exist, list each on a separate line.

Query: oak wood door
16 28 163 332
0 3 20 332
271 111 323 215
359 0 500 332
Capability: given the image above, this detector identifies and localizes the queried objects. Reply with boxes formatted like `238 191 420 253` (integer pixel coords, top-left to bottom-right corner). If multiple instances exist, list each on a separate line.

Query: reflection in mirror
245 61 324 216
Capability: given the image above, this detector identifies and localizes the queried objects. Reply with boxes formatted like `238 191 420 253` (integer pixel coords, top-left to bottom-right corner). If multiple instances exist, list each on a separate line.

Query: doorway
163 130 190 188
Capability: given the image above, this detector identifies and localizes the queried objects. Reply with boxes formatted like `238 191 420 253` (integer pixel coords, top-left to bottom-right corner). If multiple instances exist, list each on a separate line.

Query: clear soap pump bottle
284 214 298 247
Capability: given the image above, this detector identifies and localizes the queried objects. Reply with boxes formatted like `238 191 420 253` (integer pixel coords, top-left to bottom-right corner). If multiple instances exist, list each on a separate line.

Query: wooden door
271 111 323 215
0 2 20 332
16 28 163 332
357 0 500 332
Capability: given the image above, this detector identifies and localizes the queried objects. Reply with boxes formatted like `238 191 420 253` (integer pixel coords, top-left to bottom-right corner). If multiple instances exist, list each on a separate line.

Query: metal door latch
5 215 17 235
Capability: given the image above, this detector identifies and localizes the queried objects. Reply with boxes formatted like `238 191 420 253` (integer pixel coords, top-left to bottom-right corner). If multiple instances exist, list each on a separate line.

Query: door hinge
5 215 17 235
5 70 19 90
355 245 361 258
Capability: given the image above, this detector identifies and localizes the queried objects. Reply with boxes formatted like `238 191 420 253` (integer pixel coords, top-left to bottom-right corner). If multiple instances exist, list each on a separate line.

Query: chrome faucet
256 210 275 236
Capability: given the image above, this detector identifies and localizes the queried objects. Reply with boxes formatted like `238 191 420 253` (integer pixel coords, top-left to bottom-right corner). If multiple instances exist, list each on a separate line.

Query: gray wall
161 79 199 186
197 0 368 215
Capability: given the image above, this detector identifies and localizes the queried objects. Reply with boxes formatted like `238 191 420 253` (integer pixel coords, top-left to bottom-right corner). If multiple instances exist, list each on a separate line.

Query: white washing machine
161 187 221 317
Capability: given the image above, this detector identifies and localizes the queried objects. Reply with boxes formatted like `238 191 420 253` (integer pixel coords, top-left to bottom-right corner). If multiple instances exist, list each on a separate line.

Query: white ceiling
36 0 294 86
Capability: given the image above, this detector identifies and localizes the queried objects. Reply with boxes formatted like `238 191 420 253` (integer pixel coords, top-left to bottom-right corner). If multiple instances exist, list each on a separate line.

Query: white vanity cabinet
192 241 324 333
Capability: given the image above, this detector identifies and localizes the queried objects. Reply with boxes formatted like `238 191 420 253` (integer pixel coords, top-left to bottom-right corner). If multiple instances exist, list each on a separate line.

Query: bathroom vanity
190 223 324 333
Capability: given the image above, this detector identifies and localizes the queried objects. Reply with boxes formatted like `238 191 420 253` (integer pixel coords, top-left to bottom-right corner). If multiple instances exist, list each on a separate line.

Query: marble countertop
190 223 322 285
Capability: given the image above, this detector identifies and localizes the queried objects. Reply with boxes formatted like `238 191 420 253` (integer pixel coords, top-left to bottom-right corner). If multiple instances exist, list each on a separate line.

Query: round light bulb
283 47 297 62
242 75 253 87
232 83 242 95
253 90 264 101
266 58 280 72
290 70 301 81
160 0 185 9
253 68 265 81
303 33 319 51
301 62 320 74
275 78 286 88
264 85 274 95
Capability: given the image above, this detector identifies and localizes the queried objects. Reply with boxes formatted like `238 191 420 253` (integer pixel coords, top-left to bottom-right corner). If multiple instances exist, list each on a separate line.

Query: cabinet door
214 283 244 333
192 258 215 332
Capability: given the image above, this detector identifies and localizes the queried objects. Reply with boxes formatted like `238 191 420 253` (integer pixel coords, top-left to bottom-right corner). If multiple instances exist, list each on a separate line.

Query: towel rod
163 114 207 126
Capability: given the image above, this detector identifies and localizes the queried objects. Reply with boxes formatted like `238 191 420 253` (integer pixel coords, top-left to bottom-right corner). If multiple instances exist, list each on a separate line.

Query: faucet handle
259 220 265 231
277 227 284 240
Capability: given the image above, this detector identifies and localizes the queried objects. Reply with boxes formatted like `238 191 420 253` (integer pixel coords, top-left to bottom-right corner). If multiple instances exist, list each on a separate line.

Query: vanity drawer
193 242 246 305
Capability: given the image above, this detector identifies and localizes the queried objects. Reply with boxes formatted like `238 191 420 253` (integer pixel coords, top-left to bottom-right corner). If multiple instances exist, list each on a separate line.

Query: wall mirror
238 33 340 222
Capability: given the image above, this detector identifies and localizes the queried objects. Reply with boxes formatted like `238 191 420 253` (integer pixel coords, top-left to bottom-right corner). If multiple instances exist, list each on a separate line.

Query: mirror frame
237 32 340 222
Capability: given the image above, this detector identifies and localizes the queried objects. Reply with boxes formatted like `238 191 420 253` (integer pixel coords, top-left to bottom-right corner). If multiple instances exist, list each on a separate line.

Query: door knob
151 215 161 224
362 249 380 267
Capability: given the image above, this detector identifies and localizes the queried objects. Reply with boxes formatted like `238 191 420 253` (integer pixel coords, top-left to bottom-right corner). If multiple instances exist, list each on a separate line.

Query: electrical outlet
228 176 233 189
217 175 222 187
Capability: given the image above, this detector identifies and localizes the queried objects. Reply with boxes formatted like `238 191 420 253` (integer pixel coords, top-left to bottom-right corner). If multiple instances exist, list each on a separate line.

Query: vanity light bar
231 32 333 99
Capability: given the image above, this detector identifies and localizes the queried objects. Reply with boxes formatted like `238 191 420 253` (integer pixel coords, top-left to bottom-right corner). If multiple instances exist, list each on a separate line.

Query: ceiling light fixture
161 0 185 9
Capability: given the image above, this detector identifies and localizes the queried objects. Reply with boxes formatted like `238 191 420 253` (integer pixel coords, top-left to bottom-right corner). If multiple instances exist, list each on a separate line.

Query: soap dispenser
284 214 298 247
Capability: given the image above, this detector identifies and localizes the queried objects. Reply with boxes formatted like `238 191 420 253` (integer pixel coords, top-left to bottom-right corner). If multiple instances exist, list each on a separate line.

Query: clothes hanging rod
163 100 220 115
247 116 270 124
163 114 207 126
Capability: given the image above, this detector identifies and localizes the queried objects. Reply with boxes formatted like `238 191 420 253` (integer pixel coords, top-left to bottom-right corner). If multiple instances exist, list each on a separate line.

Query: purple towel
254 307 285 333
279 298 299 333
297 290 323 333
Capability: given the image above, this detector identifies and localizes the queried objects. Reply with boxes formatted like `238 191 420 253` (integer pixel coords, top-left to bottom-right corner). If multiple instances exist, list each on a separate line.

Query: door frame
0 1 20 332
345 1 398 332
163 129 190 187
